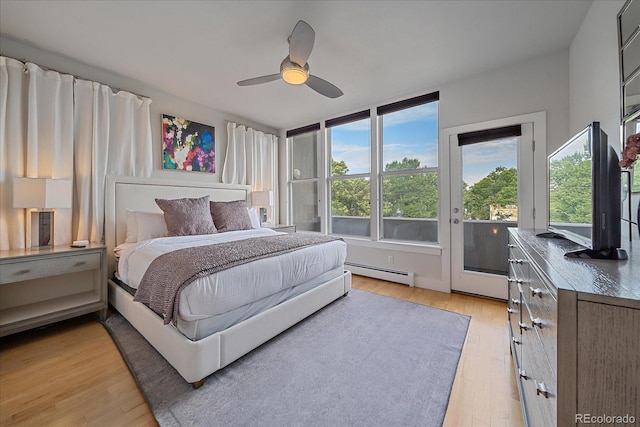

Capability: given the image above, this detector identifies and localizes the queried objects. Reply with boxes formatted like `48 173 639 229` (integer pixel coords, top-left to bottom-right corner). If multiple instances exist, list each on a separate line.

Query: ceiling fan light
282 66 308 85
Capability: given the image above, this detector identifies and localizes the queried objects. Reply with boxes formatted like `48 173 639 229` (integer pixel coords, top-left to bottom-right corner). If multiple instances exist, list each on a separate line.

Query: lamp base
30 211 54 248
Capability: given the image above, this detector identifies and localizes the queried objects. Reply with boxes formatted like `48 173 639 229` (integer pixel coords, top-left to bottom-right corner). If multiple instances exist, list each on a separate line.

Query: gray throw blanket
133 233 343 325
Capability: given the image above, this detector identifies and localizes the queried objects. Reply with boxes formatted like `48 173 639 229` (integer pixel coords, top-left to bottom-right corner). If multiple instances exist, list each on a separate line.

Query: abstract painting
162 114 215 173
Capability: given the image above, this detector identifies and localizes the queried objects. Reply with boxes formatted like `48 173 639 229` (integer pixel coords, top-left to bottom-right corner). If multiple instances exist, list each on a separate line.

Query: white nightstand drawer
0 252 101 284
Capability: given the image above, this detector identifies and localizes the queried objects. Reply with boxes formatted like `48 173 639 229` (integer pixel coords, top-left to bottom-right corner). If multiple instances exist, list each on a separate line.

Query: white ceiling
0 0 592 130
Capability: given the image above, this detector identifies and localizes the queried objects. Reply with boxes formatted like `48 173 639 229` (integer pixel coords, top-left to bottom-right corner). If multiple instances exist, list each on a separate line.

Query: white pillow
124 209 169 243
124 209 138 243
247 207 261 229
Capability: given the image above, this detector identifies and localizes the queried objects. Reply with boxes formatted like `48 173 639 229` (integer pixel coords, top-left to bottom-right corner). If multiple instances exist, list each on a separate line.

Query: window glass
291 181 320 232
380 101 439 243
382 102 438 170
331 177 371 237
288 129 320 232
329 117 371 237
330 119 370 175
291 132 318 180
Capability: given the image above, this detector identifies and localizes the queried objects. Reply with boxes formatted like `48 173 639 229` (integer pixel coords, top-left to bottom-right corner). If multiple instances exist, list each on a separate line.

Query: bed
105 176 351 387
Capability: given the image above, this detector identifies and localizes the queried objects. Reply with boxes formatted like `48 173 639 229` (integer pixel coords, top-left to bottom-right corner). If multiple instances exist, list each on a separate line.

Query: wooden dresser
507 228 639 426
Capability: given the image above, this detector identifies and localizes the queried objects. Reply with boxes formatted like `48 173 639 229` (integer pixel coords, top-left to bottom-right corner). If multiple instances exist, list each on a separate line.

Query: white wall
0 36 278 185
441 49 570 154
569 0 624 142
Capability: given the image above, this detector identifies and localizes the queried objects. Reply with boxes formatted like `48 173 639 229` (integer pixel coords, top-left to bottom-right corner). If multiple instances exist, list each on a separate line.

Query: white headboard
105 176 251 276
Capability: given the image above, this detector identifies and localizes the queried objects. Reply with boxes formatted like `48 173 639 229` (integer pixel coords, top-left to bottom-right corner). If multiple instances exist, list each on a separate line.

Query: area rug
103 288 470 427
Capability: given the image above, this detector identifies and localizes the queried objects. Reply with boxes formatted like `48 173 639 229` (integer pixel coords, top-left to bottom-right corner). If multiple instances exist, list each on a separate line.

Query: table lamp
251 190 273 224
13 178 72 248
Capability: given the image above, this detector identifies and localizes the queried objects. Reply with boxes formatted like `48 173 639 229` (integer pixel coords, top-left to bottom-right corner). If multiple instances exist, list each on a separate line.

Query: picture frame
162 114 215 173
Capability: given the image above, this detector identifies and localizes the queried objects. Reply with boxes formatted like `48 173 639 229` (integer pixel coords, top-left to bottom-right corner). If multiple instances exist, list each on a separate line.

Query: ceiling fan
237 20 343 99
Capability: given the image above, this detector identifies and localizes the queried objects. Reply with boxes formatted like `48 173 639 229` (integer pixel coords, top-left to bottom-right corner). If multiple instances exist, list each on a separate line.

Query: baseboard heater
345 262 415 287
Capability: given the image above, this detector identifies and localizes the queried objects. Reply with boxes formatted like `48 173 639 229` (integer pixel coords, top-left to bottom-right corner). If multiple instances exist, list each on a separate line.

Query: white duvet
116 229 347 321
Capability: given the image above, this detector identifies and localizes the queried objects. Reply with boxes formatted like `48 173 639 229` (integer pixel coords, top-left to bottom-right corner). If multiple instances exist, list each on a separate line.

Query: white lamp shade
13 178 73 209
251 190 273 207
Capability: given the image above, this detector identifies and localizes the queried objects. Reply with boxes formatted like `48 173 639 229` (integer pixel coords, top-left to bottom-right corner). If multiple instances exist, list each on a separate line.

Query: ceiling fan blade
306 75 343 99
289 20 315 67
237 74 281 86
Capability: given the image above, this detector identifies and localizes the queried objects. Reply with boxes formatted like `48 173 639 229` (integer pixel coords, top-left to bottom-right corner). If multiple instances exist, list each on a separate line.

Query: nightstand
0 244 107 337
265 224 297 234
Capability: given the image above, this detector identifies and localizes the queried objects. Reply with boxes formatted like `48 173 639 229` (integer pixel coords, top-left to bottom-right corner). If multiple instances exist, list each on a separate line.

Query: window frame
286 91 441 247
287 124 322 232
377 93 440 244
326 110 372 238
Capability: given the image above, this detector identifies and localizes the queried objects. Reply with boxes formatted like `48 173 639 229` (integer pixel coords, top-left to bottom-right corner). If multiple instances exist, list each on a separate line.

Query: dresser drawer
521 338 556 427
0 252 101 284
507 277 523 346
526 268 558 373
508 246 528 282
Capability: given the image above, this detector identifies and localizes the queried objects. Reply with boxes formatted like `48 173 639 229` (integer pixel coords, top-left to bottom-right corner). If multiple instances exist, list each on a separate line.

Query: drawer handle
531 317 543 328
512 337 521 345
507 308 516 314
73 261 86 267
507 278 524 284
536 382 549 398
508 258 524 264
507 244 516 248
519 369 528 379
531 287 543 298
510 298 520 306
13 269 32 276
518 322 530 332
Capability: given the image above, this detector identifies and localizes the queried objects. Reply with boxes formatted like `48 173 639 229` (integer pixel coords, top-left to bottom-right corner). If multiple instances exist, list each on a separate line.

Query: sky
330 101 517 186
330 103 438 174
462 138 517 186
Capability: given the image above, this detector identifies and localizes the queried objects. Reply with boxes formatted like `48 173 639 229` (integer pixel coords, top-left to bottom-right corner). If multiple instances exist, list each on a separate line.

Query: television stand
565 247 628 260
536 231 566 239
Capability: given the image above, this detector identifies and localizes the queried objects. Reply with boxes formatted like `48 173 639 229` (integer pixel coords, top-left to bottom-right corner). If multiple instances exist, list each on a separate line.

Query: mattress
116 228 347 322
176 267 344 340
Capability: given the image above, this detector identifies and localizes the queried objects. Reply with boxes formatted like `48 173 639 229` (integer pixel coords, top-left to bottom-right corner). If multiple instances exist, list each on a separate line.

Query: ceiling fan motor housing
280 56 309 85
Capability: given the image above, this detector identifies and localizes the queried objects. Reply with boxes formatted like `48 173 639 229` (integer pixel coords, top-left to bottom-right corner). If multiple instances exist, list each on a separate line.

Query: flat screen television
543 122 627 260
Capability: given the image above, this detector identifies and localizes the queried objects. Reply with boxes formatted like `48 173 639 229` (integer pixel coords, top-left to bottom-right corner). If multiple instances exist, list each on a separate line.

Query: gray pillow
155 196 217 236
210 200 253 232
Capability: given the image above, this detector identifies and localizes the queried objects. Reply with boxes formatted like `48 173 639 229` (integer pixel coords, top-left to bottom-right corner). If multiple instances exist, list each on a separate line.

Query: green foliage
331 159 370 217
382 158 438 218
549 151 591 224
463 166 517 220
330 157 438 219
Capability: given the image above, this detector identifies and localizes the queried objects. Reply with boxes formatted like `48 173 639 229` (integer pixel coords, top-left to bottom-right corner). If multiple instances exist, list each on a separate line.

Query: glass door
450 123 534 299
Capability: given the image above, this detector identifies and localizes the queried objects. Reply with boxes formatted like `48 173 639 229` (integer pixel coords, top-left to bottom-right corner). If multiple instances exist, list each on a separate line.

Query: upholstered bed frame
104 176 351 387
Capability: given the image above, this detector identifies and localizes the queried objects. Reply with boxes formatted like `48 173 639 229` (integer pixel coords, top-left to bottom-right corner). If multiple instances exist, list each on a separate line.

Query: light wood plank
0 275 522 426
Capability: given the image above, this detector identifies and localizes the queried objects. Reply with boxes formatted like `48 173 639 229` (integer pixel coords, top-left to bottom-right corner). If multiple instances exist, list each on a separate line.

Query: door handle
453 219 460 224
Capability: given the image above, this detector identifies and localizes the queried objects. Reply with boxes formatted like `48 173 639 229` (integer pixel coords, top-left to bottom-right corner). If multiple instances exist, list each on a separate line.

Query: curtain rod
1 54 150 101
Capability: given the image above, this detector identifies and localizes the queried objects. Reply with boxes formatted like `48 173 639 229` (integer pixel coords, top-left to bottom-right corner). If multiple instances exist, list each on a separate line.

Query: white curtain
222 122 277 191
222 122 248 185
0 57 74 250
74 80 152 243
0 56 153 250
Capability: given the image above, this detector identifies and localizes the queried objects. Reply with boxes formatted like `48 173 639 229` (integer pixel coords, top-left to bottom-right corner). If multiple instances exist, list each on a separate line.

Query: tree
464 166 517 220
382 158 438 218
549 151 591 224
331 160 370 217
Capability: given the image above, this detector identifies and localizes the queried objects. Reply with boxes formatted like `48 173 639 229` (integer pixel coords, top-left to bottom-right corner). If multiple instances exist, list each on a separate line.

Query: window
286 91 439 245
288 124 321 232
327 110 371 237
378 94 439 243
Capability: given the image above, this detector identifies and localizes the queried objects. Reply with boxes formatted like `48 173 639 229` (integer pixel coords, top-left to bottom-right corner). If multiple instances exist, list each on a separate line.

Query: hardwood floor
0 275 523 426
